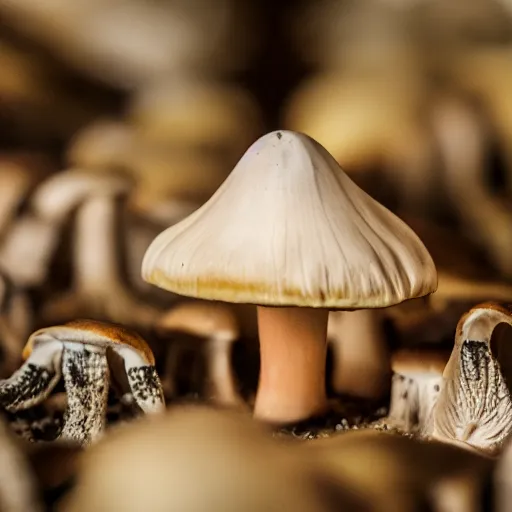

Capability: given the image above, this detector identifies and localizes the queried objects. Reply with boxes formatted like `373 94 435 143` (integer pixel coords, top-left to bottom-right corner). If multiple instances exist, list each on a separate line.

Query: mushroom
142 130 437 424
63 406 361 512
0 319 165 445
388 347 450 433
156 301 244 407
430 302 512 453
327 309 390 400
302 429 493 512
31 169 160 328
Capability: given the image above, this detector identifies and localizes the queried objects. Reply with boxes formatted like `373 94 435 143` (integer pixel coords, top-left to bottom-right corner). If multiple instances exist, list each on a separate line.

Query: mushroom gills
0 340 62 411
434 340 512 451
111 345 165 414
60 343 109 445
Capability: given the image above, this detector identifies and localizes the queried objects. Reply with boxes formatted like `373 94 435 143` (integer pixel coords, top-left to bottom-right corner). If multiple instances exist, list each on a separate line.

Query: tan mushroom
0 319 165 446
327 310 390 400
430 302 512 453
156 301 244 408
62 406 361 512
143 130 437 424
389 348 450 433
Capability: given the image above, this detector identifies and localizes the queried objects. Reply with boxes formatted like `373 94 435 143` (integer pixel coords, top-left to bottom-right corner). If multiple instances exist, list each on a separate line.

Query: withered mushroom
327 309 390 400
143 130 437 424
388 348 450 433
63 406 359 512
0 319 165 445
32 169 159 327
430 302 512 453
156 301 244 407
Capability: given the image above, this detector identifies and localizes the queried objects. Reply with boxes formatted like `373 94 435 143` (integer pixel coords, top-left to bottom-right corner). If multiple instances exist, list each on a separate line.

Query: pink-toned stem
254 306 329 423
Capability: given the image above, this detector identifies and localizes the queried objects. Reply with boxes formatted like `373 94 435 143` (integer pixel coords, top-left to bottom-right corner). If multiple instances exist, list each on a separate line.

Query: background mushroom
156 301 244 408
327 309 390 401
0 319 164 445
388 347 450 433
31 169 160 328
430 302 512 453
143 130 437 424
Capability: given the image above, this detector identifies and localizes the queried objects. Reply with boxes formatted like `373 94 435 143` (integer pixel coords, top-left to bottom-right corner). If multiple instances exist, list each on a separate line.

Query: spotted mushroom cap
391 348 450 376
22 319 155 365
143 130 437 309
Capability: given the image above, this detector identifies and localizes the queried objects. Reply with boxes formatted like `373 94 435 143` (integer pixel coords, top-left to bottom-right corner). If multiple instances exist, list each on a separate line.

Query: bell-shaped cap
142 130 437 309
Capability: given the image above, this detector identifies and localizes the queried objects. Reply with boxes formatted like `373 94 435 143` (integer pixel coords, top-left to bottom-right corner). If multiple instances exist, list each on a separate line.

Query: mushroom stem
254 306 328 423
328 310 390 399
204 337 244 407
74 195 121 295
60 345 109 446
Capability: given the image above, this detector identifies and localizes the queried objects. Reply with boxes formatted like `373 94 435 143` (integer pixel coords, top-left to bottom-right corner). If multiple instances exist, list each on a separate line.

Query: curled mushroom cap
430 302 512 453
143 130 437 423
389 348 450 433
63 406 350 512
1 319 164 446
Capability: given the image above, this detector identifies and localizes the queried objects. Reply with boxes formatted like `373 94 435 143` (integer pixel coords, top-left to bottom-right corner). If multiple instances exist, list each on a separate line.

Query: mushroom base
254 306 329 424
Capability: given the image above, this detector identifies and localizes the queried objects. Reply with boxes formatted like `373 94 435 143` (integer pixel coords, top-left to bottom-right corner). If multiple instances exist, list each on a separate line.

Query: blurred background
0 0 511 408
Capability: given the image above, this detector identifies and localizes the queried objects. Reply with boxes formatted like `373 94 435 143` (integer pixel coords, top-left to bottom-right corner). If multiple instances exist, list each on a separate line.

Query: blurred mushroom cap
64 406 341 512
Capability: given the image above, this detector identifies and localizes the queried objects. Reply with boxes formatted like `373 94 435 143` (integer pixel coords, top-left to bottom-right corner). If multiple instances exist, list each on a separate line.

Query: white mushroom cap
143 130 437 309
